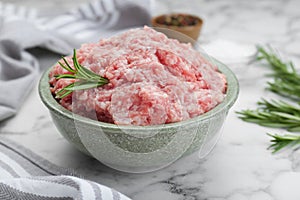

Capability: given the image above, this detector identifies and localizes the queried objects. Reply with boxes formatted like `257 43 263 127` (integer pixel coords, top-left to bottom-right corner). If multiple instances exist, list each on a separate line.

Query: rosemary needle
54 49 109 98
267 133 300 153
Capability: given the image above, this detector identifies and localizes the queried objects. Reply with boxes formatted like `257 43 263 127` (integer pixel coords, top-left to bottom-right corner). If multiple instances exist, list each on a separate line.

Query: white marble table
1 0 300 199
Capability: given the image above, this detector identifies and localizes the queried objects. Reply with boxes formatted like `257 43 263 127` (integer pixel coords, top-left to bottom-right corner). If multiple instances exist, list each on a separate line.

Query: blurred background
2 0 298 47
0 0 90 16
0 0 204 16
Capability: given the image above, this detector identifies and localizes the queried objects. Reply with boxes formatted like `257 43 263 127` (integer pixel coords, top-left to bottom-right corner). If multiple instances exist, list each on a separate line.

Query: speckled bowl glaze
39 59 239 173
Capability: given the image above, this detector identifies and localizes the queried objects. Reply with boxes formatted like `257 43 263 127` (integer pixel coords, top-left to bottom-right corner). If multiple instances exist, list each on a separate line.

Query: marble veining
1 0 300 199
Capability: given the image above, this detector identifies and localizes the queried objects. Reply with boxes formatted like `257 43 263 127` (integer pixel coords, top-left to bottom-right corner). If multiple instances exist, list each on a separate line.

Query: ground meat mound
49 26 227 126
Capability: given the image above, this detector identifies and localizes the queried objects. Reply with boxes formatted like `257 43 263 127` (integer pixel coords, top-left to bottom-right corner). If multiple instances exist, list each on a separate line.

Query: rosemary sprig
237 99 300 132
55 49 109 98
237 46 300 153
257 46 300 100
267 133 300 153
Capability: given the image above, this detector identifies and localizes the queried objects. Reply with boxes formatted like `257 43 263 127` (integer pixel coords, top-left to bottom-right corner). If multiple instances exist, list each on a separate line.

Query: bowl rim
39 58 239 131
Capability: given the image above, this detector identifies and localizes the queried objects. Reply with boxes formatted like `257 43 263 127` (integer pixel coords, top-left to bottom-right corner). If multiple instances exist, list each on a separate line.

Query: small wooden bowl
151 13 203 41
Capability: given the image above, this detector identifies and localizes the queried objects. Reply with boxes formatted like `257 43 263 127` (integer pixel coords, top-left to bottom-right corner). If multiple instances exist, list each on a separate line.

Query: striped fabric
0 0 150 199
0 2 37 22
0 137 131 200
37 0 151 41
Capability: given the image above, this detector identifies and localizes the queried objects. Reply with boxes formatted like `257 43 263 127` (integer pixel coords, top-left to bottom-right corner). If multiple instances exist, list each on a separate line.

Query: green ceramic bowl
39 59 239 173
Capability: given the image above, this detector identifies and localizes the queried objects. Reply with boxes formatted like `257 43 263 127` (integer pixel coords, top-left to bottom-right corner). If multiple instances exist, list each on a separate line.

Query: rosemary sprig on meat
55 49 109 98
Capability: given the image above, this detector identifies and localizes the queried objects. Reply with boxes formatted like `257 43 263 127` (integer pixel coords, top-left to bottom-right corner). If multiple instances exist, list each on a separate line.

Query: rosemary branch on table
237 99 300 132
267 133 300 153
237 99 300 152
55 49 109 98
257 46 300 100
237 46 300 153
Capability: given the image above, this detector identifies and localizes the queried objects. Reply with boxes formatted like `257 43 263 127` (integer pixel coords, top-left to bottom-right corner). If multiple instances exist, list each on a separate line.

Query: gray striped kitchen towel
0 136 131 200
0 0 151 122
37 0 151 41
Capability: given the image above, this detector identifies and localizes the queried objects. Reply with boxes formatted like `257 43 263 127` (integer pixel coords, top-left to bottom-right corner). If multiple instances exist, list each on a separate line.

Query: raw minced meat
49 26 227 126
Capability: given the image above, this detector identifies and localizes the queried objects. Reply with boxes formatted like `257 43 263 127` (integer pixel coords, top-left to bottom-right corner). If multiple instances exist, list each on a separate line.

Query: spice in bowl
156 14 200 26
151 13 203 41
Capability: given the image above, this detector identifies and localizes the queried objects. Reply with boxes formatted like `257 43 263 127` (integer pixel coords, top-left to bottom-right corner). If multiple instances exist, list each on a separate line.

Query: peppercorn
156 14 199 27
